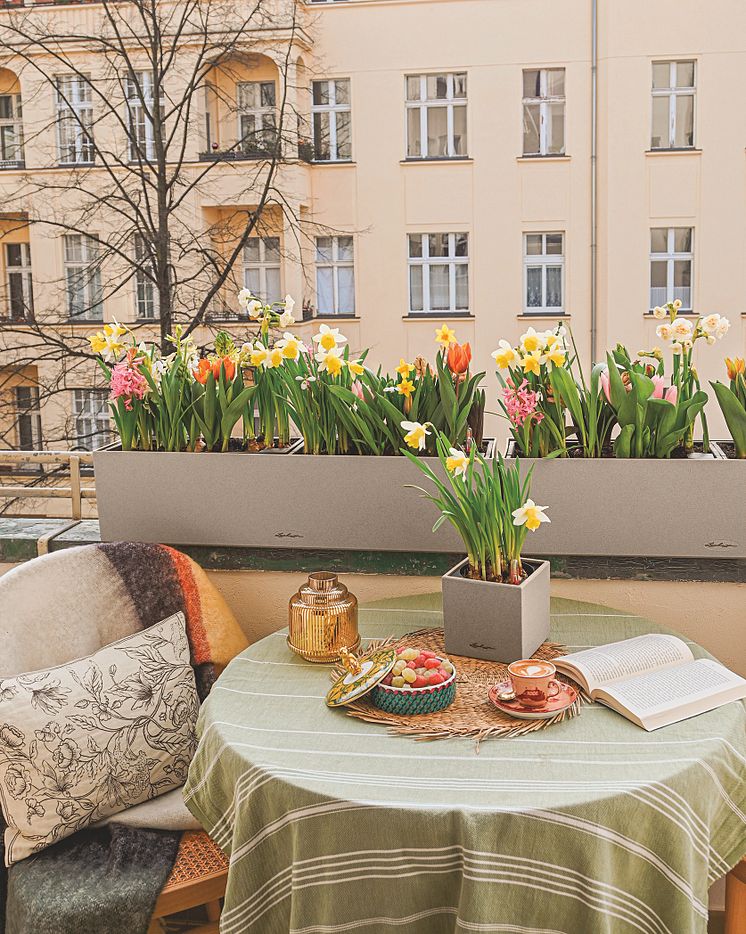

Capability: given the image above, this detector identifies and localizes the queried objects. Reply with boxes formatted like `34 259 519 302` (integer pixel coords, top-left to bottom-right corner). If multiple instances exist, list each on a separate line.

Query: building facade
1 0 745 450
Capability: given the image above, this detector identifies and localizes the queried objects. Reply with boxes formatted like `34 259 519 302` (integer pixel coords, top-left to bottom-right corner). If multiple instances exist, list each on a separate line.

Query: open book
555 634 746 731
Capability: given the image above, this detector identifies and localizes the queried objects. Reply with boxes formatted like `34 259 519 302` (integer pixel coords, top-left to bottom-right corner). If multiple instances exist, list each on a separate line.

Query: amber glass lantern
287 572 360 663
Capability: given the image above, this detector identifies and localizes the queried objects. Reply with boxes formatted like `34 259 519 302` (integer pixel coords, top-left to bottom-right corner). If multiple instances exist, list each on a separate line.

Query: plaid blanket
0 542 247 934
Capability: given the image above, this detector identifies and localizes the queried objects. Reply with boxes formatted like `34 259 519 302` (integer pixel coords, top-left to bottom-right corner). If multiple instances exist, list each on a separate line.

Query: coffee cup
507 659 561 708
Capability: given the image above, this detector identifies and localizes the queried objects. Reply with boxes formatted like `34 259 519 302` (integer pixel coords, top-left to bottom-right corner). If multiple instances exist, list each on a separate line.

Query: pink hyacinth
110 358 148 411
502 377 544 428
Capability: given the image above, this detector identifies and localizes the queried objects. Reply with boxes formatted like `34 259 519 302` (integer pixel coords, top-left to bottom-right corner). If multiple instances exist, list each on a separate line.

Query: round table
184 594 746 934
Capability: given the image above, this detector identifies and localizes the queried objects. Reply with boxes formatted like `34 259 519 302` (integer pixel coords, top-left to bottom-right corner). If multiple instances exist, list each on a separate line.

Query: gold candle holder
287 572 360 663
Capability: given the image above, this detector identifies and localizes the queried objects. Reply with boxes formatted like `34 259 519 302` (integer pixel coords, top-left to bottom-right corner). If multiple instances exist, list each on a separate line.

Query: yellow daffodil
88 320 127 362
521 351 543 375
315 347 345 376
401 420 430 451
397 378 415 399
277 332 306 361
347 359 365 376
543 332 563 350
435 324 457 347
313 323 347 352
520 327 542 354
512 499 550 532
542 347 566 367
445 447 469 479
250 341 269 367
267 347 284 368
491 340 516 369
396 358 414 377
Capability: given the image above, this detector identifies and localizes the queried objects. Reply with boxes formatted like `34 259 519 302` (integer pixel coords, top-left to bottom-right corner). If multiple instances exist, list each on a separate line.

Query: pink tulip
350 380 365 401
651 375 677 404
664 385 678 405
600 368 611 403
651 375 666 399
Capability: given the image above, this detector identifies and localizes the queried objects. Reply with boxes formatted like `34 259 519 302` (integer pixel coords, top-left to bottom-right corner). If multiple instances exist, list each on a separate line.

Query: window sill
307 314 359 322
310 160 356 167
644 311 696 318
57 161 95 168
516 154 570 162
403 313 474 320
645 148 701 156
400 157 473 165
517 312 569 319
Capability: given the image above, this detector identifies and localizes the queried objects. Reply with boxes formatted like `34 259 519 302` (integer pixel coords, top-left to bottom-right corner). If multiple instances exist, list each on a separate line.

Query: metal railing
0 450 96 520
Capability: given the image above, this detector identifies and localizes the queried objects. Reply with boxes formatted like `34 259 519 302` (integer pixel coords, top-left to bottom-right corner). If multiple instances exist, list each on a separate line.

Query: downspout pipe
590 0 598 363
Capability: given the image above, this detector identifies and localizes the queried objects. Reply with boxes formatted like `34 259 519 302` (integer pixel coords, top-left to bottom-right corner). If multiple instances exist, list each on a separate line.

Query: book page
555 634 693 694
597 659 746 731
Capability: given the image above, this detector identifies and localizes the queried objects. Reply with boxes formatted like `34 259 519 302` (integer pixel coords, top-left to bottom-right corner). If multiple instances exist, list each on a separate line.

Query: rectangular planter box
93 449 488 552
505 443 746 559
441 557 550 663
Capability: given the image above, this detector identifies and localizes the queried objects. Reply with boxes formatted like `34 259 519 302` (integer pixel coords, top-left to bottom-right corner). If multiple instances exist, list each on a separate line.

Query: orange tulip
726 357 745 381
216 357 236 382
193 358 212 385
447 341 471 375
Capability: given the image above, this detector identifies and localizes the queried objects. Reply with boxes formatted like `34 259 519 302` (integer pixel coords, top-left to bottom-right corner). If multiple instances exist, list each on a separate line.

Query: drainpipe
590 0 598 363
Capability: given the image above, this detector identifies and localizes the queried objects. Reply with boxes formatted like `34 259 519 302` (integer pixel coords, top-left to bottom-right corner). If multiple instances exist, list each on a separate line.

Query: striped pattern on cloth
184 594 746 934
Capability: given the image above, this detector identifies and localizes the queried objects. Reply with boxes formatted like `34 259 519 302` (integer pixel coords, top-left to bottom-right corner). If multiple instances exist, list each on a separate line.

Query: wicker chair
725 857 746 934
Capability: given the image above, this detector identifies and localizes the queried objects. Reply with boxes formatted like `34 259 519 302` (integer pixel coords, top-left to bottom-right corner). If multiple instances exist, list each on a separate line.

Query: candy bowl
369 647 457 715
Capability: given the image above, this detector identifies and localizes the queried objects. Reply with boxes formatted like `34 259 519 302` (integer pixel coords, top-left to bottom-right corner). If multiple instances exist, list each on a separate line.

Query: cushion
95 788 202 831
0 612 199 865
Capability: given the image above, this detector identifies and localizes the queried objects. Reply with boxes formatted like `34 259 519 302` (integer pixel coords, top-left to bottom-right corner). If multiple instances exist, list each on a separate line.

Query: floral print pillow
0 612 199 865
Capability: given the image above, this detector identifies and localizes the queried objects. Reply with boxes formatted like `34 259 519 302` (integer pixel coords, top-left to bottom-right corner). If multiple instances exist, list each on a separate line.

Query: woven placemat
333 627 584 746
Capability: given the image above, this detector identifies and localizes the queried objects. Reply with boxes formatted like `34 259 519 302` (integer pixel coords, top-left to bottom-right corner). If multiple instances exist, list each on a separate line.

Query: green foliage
710 380 746 458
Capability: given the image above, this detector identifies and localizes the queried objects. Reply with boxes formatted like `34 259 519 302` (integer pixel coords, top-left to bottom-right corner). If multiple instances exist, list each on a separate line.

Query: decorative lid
296 572 351 607
326 645 398 708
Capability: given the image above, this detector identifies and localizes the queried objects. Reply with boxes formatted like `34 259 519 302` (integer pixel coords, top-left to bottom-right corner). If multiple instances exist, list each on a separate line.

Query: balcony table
184 594 746 934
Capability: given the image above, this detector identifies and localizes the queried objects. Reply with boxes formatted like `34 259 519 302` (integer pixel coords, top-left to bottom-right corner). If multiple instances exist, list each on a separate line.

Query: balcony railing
0 449 96 520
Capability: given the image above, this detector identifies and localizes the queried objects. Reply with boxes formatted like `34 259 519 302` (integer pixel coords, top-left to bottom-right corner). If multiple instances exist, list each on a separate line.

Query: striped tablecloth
184 594 746 934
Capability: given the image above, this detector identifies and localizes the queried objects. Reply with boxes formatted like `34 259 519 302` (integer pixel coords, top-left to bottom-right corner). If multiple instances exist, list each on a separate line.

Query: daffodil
543 332 562 349
266 347 284 368
652 306 667 320
401 420 430 450
347 359 365 376
249 341 269 367
316 346 345 376
313 323 347 352
283 295 295 317
445 447 469 478
396 358 415 377
435 324 457 347
671 318 694 343
491 340 516 369
277 332 306 361
542 346 566 367
512 499 550 532
521 351 543 376
520 327 542 354
88 321 127 362
278 310 295 329
656 323 674 342
397 378 415 399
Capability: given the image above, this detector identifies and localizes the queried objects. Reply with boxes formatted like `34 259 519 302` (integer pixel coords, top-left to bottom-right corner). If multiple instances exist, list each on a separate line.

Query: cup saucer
488 680 578 720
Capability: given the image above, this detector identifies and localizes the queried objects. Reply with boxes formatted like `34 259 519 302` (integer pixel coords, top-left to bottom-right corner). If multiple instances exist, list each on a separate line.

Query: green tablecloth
184 595 746 934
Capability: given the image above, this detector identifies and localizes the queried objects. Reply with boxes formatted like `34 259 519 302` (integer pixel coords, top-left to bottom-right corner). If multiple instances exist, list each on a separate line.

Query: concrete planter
505 441 745 558
441 557 550 663
93 448 493 552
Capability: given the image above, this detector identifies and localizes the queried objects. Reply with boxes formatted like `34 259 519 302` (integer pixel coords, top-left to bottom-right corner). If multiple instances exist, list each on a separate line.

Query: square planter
93 447 492 553
441 557 550 663
505 442 746 559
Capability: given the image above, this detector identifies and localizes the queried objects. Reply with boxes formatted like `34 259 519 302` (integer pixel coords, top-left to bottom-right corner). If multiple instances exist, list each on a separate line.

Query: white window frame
523 232 565 314
72 388 112 451
5 242 33 320
64 234 103 321
311 79 351 161
243 236 282 304
649 227 693 311
236 81 277 154
56 76 94 165
522 68 566 156
126 71 164 162
651 60 695 150
408 232 469 315
405 72 467 159
315 235 355 316
133 234 157 319
0 93 24 166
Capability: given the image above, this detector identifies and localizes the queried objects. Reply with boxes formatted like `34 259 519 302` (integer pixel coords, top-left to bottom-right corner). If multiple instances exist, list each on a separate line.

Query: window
0 94 23 166
5 243 34 320
524 233 564 312
523 68 565 156
133 235 157 319
64 234 102 320
237 81 276 154
244 237 281 304
56 76 94 165
406 73 467 159
127 72 165 162
408 233 469 314
315 236 354 316
72 389 112 450
651 61 695 149
650 227 692 311
311 79 351 161
14 386 41 451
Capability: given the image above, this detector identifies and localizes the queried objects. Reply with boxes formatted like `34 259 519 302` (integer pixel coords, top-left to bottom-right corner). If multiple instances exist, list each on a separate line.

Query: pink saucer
488 680 578 720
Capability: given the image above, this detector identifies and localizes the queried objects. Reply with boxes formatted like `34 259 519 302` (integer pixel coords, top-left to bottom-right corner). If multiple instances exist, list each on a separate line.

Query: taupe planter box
93 449 490 552
441 558 550 663
505 443 746 559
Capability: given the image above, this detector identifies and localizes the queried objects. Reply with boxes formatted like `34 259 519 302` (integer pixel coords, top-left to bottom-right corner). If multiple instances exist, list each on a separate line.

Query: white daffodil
315 346 345 376
673 299 682 311
656 323 674 342
313 323 347 352
383 386 398 393
237 288 254 310
249 341 269 367
652 306 667 320
277 332 306 361
283 295 295 317
701 313 721 334
247 300 263 319
401 420 430 451
715 316 731 339
671 318 694 342
445 447 469 478
278 310 295 328
512 499 551 532
671 342 683 355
